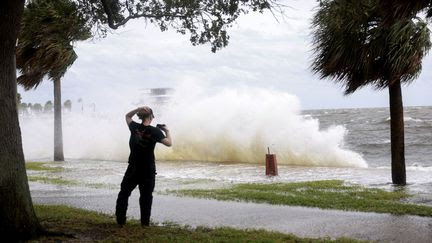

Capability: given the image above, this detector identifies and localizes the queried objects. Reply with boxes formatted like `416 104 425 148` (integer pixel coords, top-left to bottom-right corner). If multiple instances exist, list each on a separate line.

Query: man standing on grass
116 106 172 226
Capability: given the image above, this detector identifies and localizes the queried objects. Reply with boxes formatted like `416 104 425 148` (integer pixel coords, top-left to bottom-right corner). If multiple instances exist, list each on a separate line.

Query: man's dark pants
115 164 155 226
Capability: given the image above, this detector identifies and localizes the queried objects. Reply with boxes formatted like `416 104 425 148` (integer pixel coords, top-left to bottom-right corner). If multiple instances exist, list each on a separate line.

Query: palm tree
311 0 431 185
16 0 91 161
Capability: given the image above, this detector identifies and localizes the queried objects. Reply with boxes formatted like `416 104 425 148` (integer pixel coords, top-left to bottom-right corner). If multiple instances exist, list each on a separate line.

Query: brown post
265 147 278 176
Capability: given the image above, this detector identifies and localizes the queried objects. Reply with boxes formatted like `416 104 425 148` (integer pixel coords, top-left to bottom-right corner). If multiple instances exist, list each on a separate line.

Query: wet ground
31 160 432 206
31 182 432 243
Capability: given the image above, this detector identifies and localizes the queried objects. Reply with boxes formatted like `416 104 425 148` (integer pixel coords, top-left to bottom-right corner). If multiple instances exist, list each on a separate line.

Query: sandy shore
31 182 432 243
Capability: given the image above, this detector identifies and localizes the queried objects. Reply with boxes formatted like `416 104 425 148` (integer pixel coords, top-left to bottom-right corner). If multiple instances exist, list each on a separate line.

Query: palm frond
311 0 431 94
16 0 91 89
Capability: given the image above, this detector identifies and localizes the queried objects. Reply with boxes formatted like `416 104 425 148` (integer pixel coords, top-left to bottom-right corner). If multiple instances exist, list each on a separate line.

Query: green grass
26 161 112 189
170 180 432 217
28 175 109 189
28 176 80 186
26 161 64 172
33 204 363 242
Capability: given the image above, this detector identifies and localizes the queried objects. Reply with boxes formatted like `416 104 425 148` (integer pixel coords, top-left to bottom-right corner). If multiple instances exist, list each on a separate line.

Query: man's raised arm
125 106 151 125
125 108 139 125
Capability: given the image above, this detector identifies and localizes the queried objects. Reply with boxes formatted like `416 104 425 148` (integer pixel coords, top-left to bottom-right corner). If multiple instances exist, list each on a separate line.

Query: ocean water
23 106 432 169
304 106 432 169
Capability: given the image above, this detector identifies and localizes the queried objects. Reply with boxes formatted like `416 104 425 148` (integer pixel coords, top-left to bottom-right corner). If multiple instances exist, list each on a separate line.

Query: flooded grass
26 161 112 189
26 161 64 172
26 160 432 217
28 176 80 186
34 204 363 242
28 175 109 189
171 180 432 217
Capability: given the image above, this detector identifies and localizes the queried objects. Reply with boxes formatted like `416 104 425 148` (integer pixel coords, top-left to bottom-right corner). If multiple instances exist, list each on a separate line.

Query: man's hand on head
126 106 150 125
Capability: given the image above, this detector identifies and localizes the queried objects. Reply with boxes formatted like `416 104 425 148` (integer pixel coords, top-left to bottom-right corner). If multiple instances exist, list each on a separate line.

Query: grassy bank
26 161 108 189
170 180 432 217
26 161 64 172
28 175 107 189
34 205 362 242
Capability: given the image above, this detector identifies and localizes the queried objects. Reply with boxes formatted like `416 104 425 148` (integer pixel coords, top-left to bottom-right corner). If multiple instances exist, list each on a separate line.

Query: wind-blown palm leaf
16 0 91 90
17 41 78 90
311 0 431 94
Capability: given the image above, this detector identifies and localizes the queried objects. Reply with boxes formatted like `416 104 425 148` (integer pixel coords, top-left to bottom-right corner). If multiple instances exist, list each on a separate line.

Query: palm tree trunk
389 79 406 185
0 0 41 239
54 77 64 161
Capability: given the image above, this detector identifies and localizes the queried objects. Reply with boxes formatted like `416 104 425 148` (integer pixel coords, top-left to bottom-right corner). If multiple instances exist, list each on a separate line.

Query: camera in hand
156 124 166 129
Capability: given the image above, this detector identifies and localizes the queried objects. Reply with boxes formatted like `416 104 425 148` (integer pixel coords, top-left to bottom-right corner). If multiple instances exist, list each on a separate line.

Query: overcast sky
18 0 432 111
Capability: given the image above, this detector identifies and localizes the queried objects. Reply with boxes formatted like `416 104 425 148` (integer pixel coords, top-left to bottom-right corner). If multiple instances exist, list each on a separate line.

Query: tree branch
100 0 187 29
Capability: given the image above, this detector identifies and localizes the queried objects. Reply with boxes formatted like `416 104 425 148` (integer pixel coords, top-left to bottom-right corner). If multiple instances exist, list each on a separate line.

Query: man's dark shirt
128 121 165 174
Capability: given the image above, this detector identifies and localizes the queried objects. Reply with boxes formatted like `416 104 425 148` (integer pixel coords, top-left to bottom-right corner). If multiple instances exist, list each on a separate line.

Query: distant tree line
17 92 72 115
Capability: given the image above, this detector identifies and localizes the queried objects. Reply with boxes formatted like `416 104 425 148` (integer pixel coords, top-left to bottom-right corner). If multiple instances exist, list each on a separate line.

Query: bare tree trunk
54 78 64 161
0 0 41 239
389 79 406 185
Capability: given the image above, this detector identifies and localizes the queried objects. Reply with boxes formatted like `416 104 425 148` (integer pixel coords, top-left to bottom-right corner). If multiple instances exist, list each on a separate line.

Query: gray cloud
19 0 432 110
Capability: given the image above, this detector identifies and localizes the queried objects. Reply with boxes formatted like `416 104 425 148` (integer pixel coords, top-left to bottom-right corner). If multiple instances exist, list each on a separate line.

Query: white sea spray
20 82 367 168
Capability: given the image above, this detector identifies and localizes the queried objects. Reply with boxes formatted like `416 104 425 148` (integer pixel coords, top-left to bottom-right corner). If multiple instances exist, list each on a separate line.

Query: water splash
20 82 367 168
156 83 367 168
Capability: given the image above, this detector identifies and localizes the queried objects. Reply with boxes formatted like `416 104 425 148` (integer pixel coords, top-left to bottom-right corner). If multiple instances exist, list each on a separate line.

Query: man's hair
137 108 154 120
